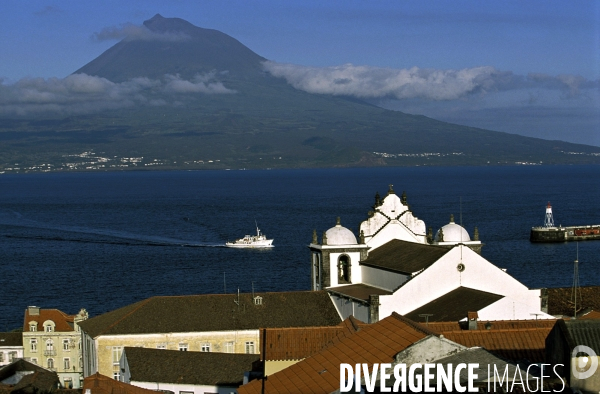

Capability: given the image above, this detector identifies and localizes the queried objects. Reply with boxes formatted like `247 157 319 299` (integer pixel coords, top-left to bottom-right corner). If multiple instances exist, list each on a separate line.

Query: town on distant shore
1 185 599 393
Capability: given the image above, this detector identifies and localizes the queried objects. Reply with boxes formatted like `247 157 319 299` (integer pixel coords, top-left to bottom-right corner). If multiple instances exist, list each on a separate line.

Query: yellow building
78 291 341 379
22 306 88 388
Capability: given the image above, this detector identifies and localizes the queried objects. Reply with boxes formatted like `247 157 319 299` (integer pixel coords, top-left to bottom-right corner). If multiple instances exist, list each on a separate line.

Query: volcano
1 14 599 170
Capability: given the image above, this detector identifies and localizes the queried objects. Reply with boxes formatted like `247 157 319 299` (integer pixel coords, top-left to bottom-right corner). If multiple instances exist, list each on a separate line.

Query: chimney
28 306 40 316
369 295 380 323
467 311 478 330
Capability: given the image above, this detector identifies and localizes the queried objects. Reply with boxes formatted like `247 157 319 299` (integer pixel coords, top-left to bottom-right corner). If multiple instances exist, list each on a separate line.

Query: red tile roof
580 309 600 319
23 309 75 332
427 318 557 332
262 316 367 361
83 373 157 394
238 313 437 394
441 327 551 363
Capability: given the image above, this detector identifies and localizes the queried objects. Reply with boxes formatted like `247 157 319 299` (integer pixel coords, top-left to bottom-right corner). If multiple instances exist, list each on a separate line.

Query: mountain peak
142 14 197 35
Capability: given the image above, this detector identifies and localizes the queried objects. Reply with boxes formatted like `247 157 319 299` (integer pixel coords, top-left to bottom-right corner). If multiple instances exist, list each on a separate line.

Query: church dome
325 217 357 245
435 214 471 243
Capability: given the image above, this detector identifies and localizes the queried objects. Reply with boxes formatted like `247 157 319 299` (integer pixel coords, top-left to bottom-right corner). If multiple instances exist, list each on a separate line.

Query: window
31 339 38 352
254 296 263 305
45 325 53 332
0 352 3 362
46 339 54 350
63 378 73 389
178 343 188 351
201 343 211 352
31 358 38 365
9 352 17 362
79 357 83 368
156 343 166 349
63 339 70 351
245 341 255 354
29 322 37 332
111 347 123 365
64 358 70 370
47 358 54 369
225 341 234 353
113 371 120 381
338 255 351 283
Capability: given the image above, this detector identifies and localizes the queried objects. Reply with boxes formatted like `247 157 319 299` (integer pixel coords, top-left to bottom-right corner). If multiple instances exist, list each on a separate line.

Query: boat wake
0 211 224 248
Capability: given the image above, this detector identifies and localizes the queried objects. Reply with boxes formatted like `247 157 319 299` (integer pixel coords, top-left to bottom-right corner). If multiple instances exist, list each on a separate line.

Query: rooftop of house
580 309 600 319
78 291 341 337
23 308 75 333
0 359 53 383
84 373 157 394
327 284 392 302
554 319 600 354
237 313 438 394
405 286 505 323
360 239 450 274
123 347 259 386
427 318 557 332
441 327 552 363
0 333 22 347
546 286 600 317
262 316 367 361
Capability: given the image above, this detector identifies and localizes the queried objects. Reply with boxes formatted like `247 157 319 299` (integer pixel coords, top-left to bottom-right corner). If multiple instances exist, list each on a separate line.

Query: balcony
44 350 56 357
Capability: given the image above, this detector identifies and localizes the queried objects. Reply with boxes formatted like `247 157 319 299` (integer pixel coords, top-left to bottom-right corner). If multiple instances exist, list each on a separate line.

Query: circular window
457 263 465 272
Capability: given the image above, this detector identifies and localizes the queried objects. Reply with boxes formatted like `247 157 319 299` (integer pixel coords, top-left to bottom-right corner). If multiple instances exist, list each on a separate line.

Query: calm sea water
1 166 599 330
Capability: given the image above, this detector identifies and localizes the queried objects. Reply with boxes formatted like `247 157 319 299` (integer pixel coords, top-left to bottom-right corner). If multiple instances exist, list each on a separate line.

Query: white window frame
178 343 188 351
64 357 70 370
245 341 255 354
200 343 211 352
111 346 123 365
225 341 234 353
31 339 38 352
47 358 54 369
63 339 70 351
31 357 38 365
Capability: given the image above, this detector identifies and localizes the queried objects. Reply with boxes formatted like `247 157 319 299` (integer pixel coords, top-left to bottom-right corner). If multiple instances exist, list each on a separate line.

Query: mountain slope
1 14 599 171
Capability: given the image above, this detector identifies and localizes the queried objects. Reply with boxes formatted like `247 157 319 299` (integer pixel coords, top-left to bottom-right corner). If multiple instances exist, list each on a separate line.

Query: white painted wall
360 265 408 292
328 251 362 286
329 295 369 323
378 245 550 321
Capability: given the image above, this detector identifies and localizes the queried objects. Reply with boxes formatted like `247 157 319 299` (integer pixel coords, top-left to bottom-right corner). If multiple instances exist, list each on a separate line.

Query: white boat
225 224 274 248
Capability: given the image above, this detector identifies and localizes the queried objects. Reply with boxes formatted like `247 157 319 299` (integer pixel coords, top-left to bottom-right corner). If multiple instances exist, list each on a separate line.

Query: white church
309 185 553 324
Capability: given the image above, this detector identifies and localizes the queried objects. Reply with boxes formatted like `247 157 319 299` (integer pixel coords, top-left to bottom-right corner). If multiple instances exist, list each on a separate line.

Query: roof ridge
389 312 440 336
95 298 154 337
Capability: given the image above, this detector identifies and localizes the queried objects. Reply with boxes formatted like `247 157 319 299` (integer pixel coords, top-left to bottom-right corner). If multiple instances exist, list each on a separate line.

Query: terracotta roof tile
84 373 157 394
427 318 556 332
440 327 552 363
262 317 367 361
547 286 600 316
23 309 75 332
580 309 600 319
238 313 434 394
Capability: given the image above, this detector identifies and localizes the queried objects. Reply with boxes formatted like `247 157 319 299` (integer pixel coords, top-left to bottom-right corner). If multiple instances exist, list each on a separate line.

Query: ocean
1 165 599 330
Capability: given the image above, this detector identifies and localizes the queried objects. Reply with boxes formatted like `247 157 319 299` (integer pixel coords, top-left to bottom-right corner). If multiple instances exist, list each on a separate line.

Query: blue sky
1 0 599 146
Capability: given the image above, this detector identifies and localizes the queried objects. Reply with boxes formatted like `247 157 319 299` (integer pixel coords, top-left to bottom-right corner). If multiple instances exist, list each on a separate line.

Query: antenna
252 281 255 299
418 313 433 326
460 196 463 228
223 272 227 294
571 243 581 319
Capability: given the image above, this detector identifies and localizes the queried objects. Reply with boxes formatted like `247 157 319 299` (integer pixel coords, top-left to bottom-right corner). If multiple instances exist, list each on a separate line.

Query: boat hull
225 240 274 248
530 225 600 243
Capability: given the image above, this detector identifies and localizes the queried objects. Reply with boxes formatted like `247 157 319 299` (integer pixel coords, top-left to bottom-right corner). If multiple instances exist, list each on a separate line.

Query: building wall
22 328 84 388
329 295 370 323
265 359 301 376
90 330 260 378
378 245 551 321
130 380 237 394
360 266 408 292
0 346 23 366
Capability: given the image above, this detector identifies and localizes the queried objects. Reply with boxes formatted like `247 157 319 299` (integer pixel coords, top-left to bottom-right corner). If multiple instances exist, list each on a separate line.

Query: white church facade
309 185 553 324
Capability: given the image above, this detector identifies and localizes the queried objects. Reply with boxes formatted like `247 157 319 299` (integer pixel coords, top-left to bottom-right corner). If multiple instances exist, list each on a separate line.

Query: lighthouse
544 202 555 228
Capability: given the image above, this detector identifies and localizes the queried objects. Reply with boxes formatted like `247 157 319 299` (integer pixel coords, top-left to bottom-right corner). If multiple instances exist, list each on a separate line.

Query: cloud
262 61 597 101
163 73 236 94
92 24 190 42
0 72 235 116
